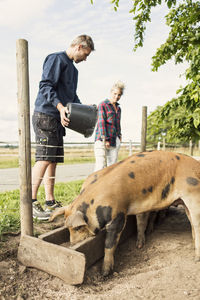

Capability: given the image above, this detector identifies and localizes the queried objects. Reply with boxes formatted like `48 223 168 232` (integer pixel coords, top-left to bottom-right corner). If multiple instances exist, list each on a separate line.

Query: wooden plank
17 235 85 285
70 231 106 268
39 226 69 245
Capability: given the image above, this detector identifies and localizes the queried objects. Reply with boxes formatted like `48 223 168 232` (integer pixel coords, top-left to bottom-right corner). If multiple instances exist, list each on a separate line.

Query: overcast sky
0 0 187 144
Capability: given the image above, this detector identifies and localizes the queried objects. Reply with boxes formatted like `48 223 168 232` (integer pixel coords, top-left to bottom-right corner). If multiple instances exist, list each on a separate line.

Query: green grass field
0 146 130 169
0 180 83 239
0 155 95 169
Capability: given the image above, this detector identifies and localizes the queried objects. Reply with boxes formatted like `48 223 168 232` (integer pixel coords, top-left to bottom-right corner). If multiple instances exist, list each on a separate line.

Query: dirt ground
1 207 200 300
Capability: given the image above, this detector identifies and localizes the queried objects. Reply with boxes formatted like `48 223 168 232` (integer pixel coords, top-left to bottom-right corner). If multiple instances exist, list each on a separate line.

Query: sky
0 0 187 144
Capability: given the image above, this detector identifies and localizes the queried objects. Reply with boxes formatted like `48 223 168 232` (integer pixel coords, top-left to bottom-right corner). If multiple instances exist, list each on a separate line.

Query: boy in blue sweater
32 35 95 220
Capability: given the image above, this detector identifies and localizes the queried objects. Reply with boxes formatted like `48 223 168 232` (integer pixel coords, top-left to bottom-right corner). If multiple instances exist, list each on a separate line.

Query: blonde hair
70 35 95 51
111 80 125 95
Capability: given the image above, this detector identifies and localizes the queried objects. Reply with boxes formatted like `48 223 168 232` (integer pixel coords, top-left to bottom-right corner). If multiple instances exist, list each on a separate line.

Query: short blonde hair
71 35 95 51
111 80 125 95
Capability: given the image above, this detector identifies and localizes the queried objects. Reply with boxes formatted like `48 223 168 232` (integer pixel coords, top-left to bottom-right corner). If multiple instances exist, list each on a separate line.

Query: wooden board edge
17 235 86 285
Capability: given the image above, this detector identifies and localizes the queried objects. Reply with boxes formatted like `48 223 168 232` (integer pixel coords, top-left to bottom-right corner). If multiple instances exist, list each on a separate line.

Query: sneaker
44 200 62 214
32 201 51 220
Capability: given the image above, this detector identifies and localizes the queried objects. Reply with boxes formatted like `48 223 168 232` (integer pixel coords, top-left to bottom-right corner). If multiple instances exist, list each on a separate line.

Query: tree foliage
147 105 199 143
152 1 200 141
98 0 200 141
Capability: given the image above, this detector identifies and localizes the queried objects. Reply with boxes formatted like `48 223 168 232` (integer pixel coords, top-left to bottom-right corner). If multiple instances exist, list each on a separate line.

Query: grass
0 180 83 239
0 156 95 169
2 144 200 170
0 152 96 169
0 157 20 169
0 148 129 169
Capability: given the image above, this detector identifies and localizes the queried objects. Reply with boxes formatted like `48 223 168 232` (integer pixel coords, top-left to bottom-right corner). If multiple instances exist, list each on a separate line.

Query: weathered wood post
189 140 193 156
16 39 33 236
162 137 166 151
141 106 147 152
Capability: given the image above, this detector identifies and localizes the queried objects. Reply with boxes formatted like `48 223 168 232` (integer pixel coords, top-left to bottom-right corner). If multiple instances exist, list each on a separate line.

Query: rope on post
16 39 33 236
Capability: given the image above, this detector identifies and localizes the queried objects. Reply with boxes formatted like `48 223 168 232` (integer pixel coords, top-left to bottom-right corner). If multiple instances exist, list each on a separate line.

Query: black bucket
66 103 98 138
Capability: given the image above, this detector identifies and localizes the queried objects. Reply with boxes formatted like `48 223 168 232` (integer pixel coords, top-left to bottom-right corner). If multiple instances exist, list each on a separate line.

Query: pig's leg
103 212 126 276
136 212 150 249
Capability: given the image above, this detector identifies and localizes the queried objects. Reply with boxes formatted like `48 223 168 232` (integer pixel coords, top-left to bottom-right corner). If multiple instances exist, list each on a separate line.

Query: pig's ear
65 211 87 228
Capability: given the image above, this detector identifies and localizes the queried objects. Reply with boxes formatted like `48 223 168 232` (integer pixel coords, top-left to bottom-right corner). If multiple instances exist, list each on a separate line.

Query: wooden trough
17 215 137 285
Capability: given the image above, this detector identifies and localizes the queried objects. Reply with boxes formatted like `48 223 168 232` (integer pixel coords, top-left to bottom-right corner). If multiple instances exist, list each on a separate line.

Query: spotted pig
50 151 200 276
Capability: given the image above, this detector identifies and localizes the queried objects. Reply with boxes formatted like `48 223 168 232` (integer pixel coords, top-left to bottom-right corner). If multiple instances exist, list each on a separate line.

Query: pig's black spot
78 202 89 223
94 228 99 235
105 212 126 249
80 188 85 195
90 174 98 184
175 155 180 160
142 186 153 194
148 186 153 193
161 183 170 199
186 177 199 186
130 160 135 163
128 172 135 179
78 202 89 214
136 154 145 157
91 178 97 184
171 177 175 184
90 199 94 205
96 206 112 229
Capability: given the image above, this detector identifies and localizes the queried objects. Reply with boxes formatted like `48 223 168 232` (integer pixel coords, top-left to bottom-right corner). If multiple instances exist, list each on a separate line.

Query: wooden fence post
141 106 147 152
189 140 193 156
16 39 33 236
162 137 166 151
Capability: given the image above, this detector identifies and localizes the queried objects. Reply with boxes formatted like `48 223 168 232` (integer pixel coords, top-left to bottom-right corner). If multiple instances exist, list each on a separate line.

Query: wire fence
1 139 200 220
1 140 200 191
0 140 200 241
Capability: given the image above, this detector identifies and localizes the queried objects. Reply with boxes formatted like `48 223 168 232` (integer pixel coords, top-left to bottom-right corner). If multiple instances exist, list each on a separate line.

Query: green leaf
167 1 172 9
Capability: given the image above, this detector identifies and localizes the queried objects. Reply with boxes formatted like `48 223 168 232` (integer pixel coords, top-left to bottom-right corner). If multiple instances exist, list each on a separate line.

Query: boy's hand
57 103 70 127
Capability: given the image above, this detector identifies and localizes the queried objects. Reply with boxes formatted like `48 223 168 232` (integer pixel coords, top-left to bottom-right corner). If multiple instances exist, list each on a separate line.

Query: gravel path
0 163 94 192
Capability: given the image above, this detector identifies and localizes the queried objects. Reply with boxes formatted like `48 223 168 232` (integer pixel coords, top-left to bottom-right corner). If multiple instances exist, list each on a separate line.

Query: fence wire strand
1 141 200 216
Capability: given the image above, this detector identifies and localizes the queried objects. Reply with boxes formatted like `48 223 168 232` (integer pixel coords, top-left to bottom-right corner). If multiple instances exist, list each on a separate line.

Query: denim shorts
32 112 65 163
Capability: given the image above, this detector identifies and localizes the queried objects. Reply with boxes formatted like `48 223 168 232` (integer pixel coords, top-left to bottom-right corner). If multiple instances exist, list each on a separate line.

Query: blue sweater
34 51 81 120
